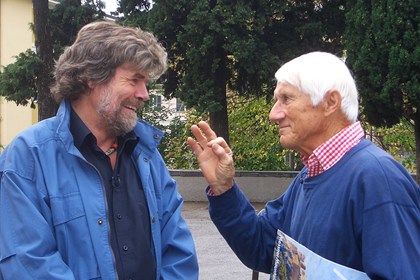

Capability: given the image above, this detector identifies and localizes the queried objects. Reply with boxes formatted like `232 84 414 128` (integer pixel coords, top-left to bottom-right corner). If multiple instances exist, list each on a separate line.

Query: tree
120 0 346 145
345 0 419 184
49 0 105 48
33 0 57 120
0 50 42 107
0 0 104 120
117 0 152 14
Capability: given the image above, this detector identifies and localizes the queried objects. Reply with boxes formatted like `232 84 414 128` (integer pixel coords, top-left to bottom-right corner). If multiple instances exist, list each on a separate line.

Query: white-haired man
188 52 420 279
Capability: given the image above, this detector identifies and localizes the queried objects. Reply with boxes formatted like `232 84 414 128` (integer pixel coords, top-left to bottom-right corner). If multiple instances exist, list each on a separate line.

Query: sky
102 0 118 14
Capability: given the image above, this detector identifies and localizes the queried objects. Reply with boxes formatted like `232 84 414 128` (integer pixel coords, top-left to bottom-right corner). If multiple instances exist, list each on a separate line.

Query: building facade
0 0 37 148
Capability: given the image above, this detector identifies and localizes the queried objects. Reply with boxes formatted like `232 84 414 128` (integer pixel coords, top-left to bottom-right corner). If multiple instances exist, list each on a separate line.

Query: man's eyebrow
273 89 283 99
131 72 146 79
121 72 148 82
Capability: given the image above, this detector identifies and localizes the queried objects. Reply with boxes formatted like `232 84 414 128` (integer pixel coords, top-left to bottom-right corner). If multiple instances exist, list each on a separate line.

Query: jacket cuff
206 183 243 209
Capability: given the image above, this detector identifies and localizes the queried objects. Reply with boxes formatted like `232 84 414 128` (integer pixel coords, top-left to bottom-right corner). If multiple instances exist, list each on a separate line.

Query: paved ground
182 202 270 280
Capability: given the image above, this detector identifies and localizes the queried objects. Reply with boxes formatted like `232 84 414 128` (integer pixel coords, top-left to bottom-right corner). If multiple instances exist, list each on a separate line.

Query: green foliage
162 111 204 170
117 0 152 15
345 0 419 127
148 93 299 171
345 0 419 181
139 100 204 169
362 119 416 173
228 95 297 171
50 0 105 50
141 94 415 172
143 0 346 110
0 1 104 107
0 50 42 106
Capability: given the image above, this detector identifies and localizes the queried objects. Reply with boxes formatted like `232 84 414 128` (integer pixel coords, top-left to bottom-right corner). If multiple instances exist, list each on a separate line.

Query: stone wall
171 169 418 203
171 170 298 203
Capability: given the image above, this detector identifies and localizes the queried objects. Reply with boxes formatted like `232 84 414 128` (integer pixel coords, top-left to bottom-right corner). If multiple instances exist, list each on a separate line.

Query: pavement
182 202 270 280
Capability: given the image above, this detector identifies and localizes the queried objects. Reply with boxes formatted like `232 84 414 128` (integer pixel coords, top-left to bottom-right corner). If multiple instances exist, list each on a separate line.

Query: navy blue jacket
209 139 420 279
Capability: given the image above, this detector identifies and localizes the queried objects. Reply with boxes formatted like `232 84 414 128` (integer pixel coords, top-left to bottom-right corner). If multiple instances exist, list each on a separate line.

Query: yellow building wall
0 0 37 148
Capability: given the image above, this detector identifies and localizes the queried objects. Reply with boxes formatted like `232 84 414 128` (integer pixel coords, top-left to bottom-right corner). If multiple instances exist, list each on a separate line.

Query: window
150 94 162 109
176 98 185 112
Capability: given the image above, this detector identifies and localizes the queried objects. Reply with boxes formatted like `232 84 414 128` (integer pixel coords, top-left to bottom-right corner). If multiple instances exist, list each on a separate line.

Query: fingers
188 121 218 150
208 137 233 156
211 141 233 164
190 124 207 149
188 121 233 160
197 121 217 141
187 136 202 156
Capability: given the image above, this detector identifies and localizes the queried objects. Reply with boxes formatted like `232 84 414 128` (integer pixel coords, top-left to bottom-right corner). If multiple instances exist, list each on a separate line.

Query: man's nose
135 83 149 101
269 105 285 123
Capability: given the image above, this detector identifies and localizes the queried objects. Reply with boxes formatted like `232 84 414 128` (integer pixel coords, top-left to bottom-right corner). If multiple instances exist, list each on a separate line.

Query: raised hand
187 121 235 195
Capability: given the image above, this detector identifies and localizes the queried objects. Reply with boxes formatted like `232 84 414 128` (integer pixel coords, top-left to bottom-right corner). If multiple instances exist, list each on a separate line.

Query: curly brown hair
51 21 167 103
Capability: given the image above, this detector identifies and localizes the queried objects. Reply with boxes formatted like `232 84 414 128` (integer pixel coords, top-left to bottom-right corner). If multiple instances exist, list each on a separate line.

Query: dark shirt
70 108 156 280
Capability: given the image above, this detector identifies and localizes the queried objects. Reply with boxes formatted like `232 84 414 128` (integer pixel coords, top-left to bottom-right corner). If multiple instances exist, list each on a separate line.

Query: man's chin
112 118 137 136
279 137 291 149
126 118 138 131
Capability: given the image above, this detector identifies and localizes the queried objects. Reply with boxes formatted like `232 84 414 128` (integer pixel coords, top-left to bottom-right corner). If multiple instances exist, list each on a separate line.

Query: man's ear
87 80 95 89
324 89 341 116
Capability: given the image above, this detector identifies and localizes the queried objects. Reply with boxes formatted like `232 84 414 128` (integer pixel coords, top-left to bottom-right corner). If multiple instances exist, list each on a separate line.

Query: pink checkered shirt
301 121 365 178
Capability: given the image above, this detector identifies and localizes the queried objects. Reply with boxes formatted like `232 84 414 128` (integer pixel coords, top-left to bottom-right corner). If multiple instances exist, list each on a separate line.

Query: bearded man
0 21 198 280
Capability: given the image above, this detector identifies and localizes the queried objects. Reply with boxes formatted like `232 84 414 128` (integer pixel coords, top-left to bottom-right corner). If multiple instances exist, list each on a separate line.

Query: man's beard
97 87 139 136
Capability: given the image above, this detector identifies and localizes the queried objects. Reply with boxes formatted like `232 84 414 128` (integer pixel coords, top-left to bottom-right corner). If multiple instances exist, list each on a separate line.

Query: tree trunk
209 99 229 146
33 0 58 120
415 111 420 186
209 49 230 145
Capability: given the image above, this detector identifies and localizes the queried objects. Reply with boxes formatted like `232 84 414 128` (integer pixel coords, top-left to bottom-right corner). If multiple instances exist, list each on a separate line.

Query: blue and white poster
270 230 370 280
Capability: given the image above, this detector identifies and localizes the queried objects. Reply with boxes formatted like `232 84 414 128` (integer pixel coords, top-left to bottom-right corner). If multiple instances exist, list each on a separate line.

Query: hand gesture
187 121 235 195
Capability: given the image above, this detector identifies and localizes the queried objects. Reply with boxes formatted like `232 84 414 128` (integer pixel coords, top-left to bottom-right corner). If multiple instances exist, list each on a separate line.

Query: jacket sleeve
0 154 75 279
154 159 199 279
207 183 283 273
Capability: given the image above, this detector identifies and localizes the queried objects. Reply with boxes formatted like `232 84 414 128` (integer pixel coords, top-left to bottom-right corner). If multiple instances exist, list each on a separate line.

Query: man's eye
281 95 292 103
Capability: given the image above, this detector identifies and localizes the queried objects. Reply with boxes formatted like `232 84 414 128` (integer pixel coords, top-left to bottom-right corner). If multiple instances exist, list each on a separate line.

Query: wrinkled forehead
118 63 150 79
273 81 304 97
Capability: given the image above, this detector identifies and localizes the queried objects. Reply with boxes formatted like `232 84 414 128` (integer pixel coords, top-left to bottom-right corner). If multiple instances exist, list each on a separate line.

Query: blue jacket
0 101 198 279
209 139 420 279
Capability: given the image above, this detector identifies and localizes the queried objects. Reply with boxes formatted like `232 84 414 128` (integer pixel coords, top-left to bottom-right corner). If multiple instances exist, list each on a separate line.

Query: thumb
211 143 233 165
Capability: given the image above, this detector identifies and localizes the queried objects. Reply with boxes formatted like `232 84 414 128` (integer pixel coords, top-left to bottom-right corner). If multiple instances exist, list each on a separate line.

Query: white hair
275 52 359 123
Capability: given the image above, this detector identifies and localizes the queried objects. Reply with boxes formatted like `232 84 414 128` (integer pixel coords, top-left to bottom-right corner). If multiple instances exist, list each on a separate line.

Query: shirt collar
70 106 92 150
301 121 365 177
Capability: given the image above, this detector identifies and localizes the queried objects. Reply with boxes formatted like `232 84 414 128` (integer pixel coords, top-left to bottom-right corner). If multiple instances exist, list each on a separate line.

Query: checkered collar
301 122 365 177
